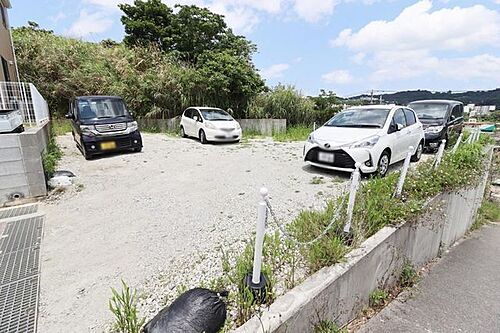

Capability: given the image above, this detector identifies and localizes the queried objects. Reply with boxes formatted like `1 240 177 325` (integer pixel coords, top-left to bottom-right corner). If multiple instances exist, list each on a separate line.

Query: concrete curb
235 147 494 333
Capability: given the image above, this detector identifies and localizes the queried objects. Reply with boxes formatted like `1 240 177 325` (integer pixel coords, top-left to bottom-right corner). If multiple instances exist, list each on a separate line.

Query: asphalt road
359 223 500 333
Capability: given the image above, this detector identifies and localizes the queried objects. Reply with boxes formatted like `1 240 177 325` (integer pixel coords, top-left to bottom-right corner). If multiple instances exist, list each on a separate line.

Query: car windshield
409 103 448 119
78 98 129 120
325 108 390 128
200 109 233 121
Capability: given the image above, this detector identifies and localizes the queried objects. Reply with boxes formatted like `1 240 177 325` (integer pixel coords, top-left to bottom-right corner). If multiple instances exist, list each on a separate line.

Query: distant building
0 0 18 82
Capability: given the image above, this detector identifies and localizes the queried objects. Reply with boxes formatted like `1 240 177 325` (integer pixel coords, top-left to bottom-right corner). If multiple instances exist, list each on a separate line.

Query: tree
119 1 255 63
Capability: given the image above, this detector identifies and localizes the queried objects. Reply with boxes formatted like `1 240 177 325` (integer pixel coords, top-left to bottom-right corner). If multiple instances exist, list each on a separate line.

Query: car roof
76 95 123 100
190 107 224 110
408 100 463 106
346 104 403 110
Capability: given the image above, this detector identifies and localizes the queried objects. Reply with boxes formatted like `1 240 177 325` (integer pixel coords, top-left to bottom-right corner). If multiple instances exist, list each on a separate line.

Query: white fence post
252 187 268 285
474 127 481 142
343 162 361 234
394 146 413 198
434 139 446 169
451 133 463 153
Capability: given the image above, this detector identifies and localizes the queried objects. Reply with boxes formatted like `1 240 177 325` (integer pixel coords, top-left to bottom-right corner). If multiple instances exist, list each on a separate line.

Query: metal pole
252 187 268 285
343 162 361 233
451 133 463 153
313 122 316 131
434 139 446 169
395 146 413 198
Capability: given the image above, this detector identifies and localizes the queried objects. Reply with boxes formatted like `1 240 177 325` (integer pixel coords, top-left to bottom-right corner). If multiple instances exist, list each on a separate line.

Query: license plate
318 152 334 163
100 141 116 150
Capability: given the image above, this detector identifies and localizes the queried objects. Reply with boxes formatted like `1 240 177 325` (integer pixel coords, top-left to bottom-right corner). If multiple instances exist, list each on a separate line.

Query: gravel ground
39 133 354 332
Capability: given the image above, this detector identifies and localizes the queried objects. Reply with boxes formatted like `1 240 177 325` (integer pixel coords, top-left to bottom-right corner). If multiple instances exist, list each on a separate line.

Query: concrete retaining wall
137 118 287 136
235 148 493 333
0 123 50 206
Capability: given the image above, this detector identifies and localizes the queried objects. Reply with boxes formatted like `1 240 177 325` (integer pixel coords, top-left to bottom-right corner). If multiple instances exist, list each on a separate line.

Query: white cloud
66 10 114 38
208 3 260 34
261 63 290 79
351 52 365 64
333 0 500 51
293 0 340 22
322 69 354 84
368 50 500 82
50 12 67 23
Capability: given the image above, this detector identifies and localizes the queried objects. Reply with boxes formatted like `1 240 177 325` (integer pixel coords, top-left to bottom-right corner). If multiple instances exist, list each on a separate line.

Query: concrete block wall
235 147 493 333
0 123 50 206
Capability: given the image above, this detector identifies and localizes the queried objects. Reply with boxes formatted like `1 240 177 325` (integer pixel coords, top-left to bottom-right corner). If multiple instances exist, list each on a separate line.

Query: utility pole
370 90 374 104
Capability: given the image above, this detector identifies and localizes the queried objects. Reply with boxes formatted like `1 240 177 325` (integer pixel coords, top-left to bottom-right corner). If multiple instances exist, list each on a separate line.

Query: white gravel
38 133 351 332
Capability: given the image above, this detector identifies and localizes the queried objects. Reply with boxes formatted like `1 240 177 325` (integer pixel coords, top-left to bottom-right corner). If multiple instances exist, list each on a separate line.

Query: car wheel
180 126 187 138
411 141 423 162
377 151 390 177
199 130 207 144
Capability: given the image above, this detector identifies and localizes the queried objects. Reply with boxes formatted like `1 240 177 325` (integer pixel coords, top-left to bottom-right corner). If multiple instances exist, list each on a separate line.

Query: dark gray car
408 100 464 150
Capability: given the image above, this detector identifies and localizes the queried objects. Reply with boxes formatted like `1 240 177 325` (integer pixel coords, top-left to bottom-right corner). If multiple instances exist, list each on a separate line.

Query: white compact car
180 107 242 144
304 105 425 176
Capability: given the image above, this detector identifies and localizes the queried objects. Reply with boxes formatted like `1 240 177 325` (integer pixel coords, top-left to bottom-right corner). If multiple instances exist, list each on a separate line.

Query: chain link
264 183 350 246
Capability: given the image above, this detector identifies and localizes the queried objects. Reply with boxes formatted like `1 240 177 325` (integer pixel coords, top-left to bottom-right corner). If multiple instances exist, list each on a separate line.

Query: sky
7 0 500 97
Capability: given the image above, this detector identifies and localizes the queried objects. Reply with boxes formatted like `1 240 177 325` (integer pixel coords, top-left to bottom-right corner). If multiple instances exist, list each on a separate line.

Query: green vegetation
472 199 500 230
310 176 325 185
13 19 264 119
400 261 419 288
109 280 145 333
314 320 347 333
369 289 389 308
273 125 312 142
42 133 62 179
51 118 72 136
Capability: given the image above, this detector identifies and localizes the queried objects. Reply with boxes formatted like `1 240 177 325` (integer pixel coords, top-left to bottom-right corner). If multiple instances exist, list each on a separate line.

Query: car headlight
127 121 138 132
205 122 216 130
80 125 96 136
350 135 380 149
307 132 315 143
424 125 444 134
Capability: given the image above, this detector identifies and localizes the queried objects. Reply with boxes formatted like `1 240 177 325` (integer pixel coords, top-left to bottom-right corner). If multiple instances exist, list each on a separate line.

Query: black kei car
66 96 143 160
407 100 464 150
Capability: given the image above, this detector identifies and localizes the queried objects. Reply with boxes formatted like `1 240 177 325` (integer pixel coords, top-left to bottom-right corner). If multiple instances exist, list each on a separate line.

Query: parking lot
39 133 355 332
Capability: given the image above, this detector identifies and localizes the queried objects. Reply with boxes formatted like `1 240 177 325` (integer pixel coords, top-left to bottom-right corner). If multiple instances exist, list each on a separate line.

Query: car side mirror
65 113 73 119
450 115 456 121
193 116 199 122
396 123 403 131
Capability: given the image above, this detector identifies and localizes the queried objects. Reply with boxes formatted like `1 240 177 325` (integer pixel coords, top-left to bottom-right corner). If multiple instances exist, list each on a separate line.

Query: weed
51 118 72 136
75 183 85 192
369 288 389 308
311 176 325 185
243 128 263 138
42 134 62 179
109 280 145 333
273 125 312 142
472 199 500 230
314 320 347 333
400 261 419 288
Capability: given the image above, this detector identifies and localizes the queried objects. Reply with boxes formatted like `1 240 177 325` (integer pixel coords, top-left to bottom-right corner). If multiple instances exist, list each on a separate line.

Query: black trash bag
144 288 228 333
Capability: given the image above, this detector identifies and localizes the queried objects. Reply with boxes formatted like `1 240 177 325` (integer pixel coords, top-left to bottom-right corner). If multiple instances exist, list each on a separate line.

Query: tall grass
109 280 145 333
273 125 313 142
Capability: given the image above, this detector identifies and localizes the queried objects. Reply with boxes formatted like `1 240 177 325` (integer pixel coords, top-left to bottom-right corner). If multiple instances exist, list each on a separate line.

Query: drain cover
0 214 43 333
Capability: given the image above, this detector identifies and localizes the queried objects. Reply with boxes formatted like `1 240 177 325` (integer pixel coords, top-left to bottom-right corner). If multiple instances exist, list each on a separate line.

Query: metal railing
0 81 49 127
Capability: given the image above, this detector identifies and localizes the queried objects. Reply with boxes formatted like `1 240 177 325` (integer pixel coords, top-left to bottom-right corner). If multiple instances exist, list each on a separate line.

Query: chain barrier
263 182 350 246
